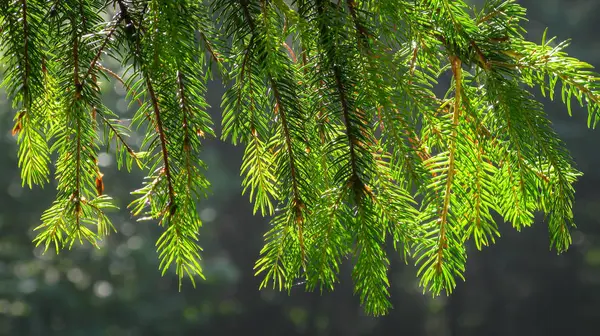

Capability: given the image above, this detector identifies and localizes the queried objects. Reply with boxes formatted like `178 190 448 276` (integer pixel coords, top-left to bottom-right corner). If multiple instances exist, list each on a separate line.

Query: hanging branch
4 0 600 316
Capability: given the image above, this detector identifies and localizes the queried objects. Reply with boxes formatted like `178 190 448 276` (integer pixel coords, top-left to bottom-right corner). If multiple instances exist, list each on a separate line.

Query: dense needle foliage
2 0 600 315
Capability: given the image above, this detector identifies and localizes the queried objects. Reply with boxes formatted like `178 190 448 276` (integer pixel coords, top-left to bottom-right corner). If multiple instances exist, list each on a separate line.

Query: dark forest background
1 1 599 335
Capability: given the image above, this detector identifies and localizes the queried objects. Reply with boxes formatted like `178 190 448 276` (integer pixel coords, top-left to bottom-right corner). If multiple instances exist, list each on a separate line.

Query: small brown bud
95 173 104 196
12 120 22 136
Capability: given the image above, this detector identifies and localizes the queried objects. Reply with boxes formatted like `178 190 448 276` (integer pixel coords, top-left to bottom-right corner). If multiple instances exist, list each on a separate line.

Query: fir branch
238 0 311 289
269 75 307 262
96 65 145 108
345 0 370 49
20 0 31 103
435 56 462 274
143 73 176 210
82 13 123 83
0 0 51 187
5 0 600 317
94 107 142 168
333 65 361 183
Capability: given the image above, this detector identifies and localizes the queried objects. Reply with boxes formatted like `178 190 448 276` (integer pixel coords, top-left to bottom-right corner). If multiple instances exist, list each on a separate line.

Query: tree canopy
2 0 600 316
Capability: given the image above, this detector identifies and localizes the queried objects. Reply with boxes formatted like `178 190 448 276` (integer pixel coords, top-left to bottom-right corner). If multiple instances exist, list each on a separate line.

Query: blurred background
1 0 600 335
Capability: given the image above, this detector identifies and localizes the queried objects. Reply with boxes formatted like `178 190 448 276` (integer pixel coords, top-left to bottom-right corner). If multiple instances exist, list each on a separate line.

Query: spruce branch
436 56 462 275
4 0 600 317
1 0 51 187
144 73 177 210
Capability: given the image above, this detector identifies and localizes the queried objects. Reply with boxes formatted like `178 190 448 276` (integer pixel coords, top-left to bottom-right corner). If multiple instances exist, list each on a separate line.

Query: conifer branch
4 0 598 316
20 0 31 104
346 0 370 49
269 75 307 265
435 56 462 274
144 71 176 215
82 14 122 84
236 0 311 288
94 108 141 164
1 0 51 187
96 65 144 108
176 71 195 189
334 66 362 184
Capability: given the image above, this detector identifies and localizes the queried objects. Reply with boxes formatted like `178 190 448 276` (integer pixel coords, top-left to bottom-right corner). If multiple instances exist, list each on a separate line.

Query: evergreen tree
2 0 599 315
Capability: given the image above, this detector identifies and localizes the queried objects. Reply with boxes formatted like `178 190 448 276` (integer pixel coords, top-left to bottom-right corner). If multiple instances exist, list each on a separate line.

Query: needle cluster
3 0 599 315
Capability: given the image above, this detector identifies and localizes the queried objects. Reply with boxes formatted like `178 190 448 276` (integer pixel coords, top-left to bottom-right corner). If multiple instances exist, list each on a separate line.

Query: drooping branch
435 55 462 273
144 73 176 211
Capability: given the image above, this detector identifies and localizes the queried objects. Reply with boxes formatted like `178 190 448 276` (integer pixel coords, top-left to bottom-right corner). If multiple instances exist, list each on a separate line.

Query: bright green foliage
2 0 599 316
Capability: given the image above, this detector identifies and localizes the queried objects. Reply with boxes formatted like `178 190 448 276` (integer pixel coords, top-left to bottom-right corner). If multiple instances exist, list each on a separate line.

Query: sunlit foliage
2 0 600 315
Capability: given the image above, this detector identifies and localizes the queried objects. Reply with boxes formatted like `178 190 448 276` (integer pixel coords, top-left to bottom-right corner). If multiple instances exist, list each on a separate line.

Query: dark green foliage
2 0 600 316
